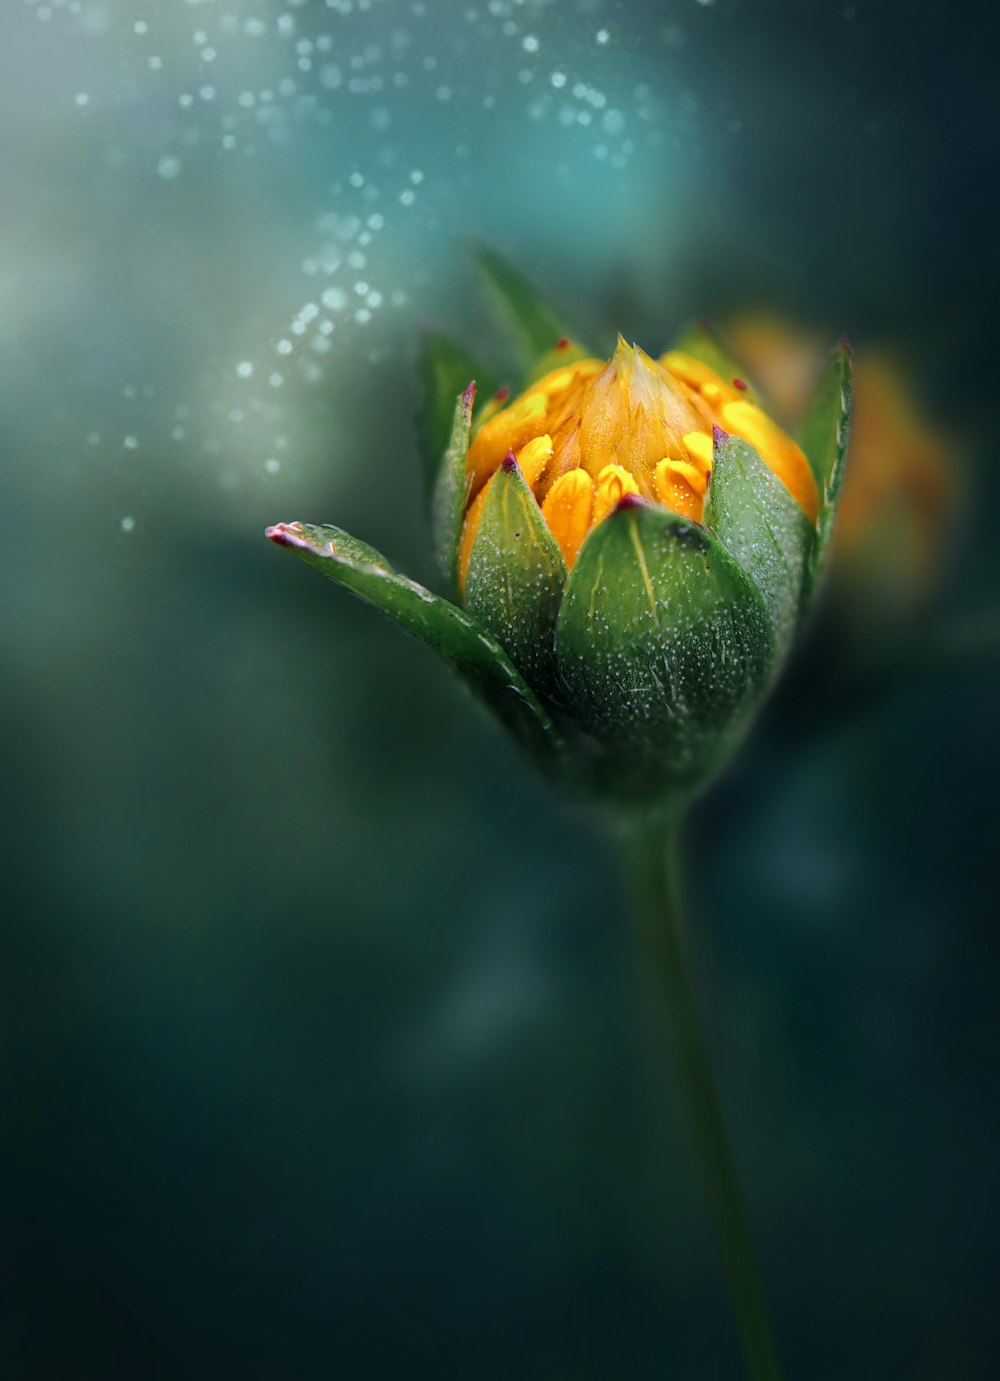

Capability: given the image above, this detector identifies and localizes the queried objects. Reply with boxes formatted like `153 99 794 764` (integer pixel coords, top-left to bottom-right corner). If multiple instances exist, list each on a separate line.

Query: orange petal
592 463 640 526
515 433 554 492
458 477 492 595
654 458 703 521
466 391 548 495
541 468 595 568
680 430 714 472
720 400 819 521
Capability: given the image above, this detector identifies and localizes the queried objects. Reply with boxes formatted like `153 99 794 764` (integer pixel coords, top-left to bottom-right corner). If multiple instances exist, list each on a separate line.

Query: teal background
4 1 999 1377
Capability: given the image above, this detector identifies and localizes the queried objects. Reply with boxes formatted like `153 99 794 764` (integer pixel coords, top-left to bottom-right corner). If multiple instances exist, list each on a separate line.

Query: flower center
460 336 818 586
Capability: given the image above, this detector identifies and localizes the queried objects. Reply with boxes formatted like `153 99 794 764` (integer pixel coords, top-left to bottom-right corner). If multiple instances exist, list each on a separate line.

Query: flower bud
267 260 851 817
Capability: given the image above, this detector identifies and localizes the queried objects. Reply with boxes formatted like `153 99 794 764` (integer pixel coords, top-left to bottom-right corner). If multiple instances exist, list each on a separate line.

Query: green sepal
703 428 814 651
669 320 763 405
265 521 564 766
472 244 600 378
464 457 568 699
798 341 854 598
431 382 474 591
555 500 775 810
418 331 499 500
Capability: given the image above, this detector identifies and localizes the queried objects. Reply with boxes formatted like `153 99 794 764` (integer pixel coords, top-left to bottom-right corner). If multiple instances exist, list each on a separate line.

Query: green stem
626 821 783 1381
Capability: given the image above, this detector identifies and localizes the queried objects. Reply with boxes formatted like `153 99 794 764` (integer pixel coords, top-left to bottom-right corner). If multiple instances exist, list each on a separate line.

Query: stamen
541 468 595 567
593 463 640 526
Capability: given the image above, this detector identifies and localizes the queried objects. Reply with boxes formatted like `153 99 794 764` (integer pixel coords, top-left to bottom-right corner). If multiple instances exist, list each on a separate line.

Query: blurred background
4 1 999 1376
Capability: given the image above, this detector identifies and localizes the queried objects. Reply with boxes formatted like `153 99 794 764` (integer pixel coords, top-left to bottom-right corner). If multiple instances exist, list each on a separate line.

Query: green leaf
464 456 568 698
431 382 474 591
472 244 600 376
703 429 814 650
265 521 564 766
417 331 499 500
555 500 775 809
799 341 854 597
669 320 763 405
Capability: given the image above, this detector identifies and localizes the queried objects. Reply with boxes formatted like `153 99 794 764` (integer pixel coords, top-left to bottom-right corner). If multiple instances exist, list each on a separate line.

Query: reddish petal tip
462 380 476 405
555 336 571 350
732 377 748 391
615 492 646 513
712 424 729 444
501 449 519 473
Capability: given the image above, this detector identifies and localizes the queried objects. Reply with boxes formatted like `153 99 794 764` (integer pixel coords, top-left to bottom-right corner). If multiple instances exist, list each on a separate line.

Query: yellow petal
681 430 714 471
532 359 603 400
473 386 511 432
516 433 553 492
592 463 640 526
654 458 703 521
541 468 595 568
720 400 819 521
458 477 492 595
662 457 707 497
661 351 727 393
467 391 548 494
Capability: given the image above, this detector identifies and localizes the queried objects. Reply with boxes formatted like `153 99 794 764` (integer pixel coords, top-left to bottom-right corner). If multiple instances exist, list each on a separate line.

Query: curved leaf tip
266 521 311 548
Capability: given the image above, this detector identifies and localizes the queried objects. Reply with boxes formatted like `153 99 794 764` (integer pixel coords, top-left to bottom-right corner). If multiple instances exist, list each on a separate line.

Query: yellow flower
267 254 851 812
458 336 818 588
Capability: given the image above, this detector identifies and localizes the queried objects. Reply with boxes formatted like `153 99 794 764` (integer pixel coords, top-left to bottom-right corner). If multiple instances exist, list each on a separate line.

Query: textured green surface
464 459 567 698
418 331 498 500
704 431 814 650
555 502 775 807
799 342 854 597
472 244 598 376
431 382 475 591
670 321 763 405
267 521 563 765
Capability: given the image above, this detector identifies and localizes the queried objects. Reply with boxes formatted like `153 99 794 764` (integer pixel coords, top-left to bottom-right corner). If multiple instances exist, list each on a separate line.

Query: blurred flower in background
727 314 962 640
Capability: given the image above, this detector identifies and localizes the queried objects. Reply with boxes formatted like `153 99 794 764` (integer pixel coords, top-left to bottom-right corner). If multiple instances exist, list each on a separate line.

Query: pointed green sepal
669 320 763 405
418 331 498 500
798 341 854 597
703 427 814 651
555 499 775 808
431 382 474 591
464 454 568 698
472 244 600 378
265 521 564 766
